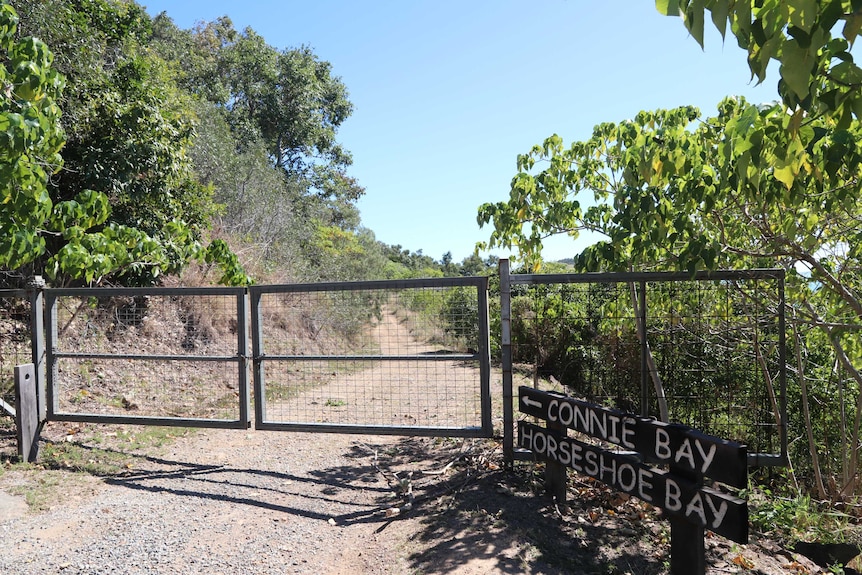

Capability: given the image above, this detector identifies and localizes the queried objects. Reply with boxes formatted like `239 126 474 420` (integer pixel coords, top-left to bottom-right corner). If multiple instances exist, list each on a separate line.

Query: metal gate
24 277 491 438
1 289 38 419
45 287 250 429
251 277 492 437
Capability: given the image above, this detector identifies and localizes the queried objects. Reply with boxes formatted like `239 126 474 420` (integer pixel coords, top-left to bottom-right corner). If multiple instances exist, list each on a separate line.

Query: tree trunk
830 335 862 495
628 282 669 422
792 318 827 499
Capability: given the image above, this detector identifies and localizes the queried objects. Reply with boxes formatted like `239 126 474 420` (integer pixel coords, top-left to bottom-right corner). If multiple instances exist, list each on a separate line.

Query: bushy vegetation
0 0 480 289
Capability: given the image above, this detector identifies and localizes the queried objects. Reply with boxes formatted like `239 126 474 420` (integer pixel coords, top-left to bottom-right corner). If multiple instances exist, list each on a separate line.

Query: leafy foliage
0 3 65 271
473 2 862 497
3 0 481 289
657 0 862 125
478 96 862 490
441 286 480 350
2 0 249 286
148 12 371 283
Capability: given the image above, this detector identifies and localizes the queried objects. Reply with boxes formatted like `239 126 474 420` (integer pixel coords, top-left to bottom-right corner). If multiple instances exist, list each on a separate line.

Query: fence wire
510 271 785 462
47 289 247 424
252 279 491 435
0 291 30 418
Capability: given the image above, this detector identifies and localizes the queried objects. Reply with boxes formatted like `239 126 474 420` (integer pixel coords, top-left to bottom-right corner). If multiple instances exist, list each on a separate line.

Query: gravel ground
0 422 840 575
0 427 439 575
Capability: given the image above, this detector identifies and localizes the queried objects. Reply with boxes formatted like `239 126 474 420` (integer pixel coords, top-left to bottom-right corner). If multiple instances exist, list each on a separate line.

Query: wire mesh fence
0 290 31 418
46 288 248 426
645 278 784 458
506 270 785 463
251 278 492 435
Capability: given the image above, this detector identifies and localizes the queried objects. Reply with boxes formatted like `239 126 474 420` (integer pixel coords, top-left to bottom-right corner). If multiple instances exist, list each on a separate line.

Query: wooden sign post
518 386 748 573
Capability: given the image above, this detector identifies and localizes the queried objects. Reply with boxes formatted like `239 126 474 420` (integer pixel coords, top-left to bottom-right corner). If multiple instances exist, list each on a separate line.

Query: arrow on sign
522 395 542 409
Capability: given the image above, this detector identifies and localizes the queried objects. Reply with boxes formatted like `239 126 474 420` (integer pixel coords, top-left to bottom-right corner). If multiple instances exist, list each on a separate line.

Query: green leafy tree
150 12 366 282
657 0 862 124
478 96 862 492
151 16 359 203
0 1 169 286
458 253 496 277
0 2 65 273
477 0 862 495
6 0 248 286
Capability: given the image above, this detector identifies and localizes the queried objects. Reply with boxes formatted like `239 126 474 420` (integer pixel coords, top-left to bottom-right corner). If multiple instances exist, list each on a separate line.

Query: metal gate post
778 275 788 463
639 280 648 418
500 259 514 468
250 288 266 429
28 276 46 422
477 277 493 437
237 290 251 428
45 289 58 420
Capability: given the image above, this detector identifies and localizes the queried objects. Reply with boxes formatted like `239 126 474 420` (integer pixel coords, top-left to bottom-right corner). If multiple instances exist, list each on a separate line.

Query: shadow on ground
341 436 668 574
2 425 668 574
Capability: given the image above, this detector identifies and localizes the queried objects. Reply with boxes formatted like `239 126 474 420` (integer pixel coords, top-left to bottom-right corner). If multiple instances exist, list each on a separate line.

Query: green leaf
684 0 707 48
829 62 862 87
779 40 813 100
710 0 730 39
773 164 796 189
786 0 818 33
656 0 680 16
843 13 862 42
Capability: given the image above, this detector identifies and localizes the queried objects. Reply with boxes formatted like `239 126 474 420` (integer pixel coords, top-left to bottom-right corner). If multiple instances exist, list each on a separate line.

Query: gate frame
1 282 45 421
9 276 494 458
499 259 788 469
250 276 493 437
44 286 251 429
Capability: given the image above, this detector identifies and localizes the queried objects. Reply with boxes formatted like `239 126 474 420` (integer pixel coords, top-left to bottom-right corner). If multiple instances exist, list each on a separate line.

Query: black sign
519 387 747 488
519 421 749 544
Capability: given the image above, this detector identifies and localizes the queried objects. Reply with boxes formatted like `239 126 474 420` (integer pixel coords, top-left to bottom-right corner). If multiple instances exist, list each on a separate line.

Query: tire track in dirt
265 308 486 431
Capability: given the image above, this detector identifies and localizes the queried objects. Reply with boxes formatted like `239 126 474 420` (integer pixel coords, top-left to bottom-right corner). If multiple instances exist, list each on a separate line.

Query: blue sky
141 1 772 263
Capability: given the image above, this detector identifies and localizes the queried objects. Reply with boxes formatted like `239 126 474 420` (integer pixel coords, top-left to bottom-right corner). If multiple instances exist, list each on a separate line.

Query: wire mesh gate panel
46 287 249 428
251 277 492 436
501 266 786 467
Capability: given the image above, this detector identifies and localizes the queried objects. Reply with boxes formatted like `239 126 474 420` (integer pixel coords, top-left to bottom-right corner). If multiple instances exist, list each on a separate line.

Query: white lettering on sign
637 468 654 503
520 387 746 486
665 477 682 512
655 429 720 475
676 438 696 468
705 492 729 528
696 439 717 472
656 428 672 460
584 448 599 476
686 491 707 525
522 396 542 409
664 478 731 529
618 463 637 492
519 422 741 534
547 399 637 449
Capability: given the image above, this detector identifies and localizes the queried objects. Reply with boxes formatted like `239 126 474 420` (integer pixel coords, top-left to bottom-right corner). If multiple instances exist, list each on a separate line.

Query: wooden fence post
15 363 40 462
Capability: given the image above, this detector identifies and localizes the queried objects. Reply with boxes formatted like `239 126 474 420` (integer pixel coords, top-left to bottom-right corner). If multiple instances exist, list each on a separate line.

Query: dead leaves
781 561 810 574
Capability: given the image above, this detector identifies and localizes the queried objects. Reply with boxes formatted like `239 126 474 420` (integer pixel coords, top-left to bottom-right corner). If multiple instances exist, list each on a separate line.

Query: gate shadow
34 437 398 525
33 434 668 574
